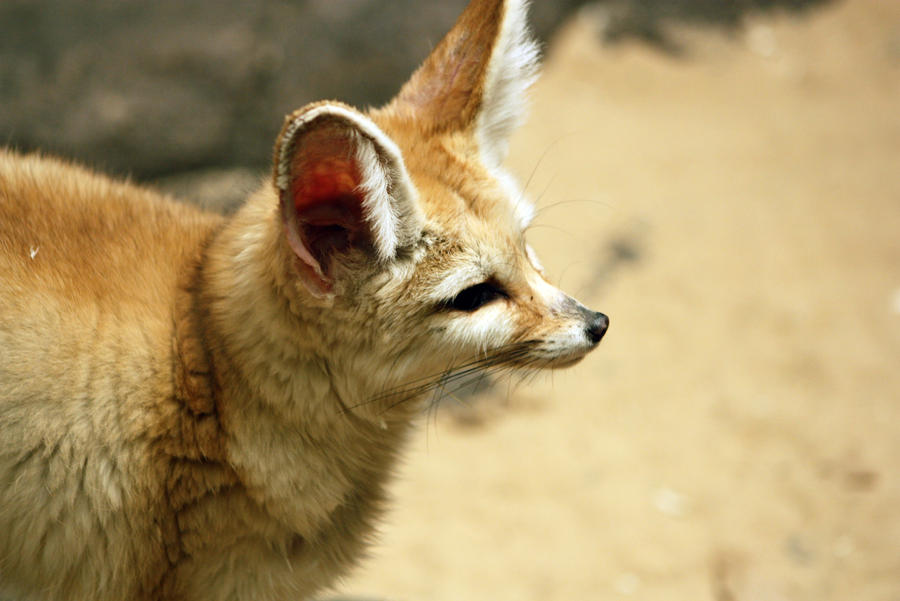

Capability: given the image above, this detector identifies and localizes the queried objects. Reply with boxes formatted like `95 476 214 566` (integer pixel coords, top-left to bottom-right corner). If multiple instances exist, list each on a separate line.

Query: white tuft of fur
494 166 535 232
525 243 544 274
476 0 541 168
354 136 403 262
275 104 423 262
444 303 516 356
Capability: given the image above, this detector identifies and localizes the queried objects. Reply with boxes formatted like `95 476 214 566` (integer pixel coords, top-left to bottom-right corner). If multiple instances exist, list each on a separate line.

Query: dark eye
444 281 508 312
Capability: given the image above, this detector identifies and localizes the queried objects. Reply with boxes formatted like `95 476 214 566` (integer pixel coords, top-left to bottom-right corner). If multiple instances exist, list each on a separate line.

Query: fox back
0 1 608 599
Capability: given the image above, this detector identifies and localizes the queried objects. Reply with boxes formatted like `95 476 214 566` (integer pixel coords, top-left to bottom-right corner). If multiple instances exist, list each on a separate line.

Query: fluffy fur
0 1 607 599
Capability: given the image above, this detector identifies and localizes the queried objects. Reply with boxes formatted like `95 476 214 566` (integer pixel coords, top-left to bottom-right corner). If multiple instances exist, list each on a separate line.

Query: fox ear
390 0 540 166
273 103 423 299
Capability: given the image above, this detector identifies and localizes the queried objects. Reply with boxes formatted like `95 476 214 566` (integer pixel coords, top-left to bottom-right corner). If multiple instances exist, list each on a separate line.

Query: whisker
415 344 531 389
512 131 581 230
534 197 614 218
520 131 580 197
412 351 568 428
532 172 559 209
353 342 539 415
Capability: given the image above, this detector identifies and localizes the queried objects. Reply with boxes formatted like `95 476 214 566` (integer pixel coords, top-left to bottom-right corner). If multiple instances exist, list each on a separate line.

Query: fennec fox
0 0 608 599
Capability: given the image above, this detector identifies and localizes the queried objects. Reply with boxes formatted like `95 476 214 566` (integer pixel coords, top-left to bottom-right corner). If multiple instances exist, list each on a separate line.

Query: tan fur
0 1 607 599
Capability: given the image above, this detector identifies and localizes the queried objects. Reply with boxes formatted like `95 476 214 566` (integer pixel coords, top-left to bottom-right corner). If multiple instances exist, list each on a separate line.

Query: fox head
241 0 608 418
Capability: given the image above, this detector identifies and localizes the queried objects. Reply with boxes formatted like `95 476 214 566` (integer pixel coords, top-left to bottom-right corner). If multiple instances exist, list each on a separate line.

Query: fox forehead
412 173 532 299
372 113 533 230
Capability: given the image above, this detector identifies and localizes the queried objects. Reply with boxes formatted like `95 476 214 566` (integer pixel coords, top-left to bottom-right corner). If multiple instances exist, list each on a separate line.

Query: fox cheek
442 305 516 350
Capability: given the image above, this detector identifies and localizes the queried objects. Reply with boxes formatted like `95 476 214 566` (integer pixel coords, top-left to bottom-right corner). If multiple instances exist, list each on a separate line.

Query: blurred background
3 1 899 600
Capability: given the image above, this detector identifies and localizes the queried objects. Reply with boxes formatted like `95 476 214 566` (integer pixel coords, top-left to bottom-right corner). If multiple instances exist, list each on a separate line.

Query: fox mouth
541 354 588 369
506 349 590 370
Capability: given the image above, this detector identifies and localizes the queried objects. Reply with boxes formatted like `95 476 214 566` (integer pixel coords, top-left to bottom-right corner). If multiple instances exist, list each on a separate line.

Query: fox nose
584 311 609 345
568 300 609 345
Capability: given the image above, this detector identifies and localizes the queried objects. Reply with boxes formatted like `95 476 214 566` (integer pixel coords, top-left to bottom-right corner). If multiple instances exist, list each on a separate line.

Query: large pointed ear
389 0 540 167
273 102 423 300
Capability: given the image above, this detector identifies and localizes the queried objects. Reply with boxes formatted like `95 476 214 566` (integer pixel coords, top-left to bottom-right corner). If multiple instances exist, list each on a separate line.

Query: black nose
585 311 609 345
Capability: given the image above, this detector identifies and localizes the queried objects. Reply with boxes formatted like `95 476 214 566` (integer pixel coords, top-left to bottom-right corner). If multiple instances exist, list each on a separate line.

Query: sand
337 1 900 599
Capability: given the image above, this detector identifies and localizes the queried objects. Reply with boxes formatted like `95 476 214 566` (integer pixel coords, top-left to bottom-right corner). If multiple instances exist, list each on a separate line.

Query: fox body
0 0 608 599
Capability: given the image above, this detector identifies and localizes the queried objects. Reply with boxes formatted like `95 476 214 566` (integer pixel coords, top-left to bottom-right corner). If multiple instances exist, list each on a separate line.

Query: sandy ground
334 1 900 600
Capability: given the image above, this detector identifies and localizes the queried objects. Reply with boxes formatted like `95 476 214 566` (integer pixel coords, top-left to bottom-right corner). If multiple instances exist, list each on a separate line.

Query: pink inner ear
288 139 371 283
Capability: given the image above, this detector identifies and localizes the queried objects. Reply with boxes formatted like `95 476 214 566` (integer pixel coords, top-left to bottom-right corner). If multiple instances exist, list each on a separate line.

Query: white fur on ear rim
354 135 405 262
274 104 423 263
477 0 541 167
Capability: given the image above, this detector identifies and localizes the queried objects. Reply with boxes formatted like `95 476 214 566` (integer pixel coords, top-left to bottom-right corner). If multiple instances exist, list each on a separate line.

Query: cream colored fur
0 1 607 600
477 0 541 168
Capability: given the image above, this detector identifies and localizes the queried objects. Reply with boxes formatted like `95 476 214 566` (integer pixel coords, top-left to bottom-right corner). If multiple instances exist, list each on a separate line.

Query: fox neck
198 189 421 536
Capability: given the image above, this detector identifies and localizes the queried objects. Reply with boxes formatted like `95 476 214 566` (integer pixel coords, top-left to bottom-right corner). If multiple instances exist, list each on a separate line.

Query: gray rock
1 0 589 181
152 167 261 215
588 0 833 54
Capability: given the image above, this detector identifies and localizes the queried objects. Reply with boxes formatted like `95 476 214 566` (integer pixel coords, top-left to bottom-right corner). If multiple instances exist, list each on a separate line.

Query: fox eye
444 281 508 312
